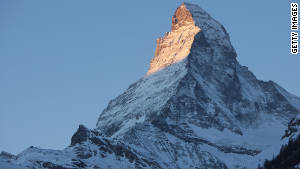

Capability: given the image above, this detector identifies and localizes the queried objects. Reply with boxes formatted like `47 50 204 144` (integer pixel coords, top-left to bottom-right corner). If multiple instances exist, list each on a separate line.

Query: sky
0 0 299 155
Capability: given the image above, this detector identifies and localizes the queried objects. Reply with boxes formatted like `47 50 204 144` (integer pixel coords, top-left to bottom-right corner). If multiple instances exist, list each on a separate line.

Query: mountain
260 115 300 169
1 2 299 169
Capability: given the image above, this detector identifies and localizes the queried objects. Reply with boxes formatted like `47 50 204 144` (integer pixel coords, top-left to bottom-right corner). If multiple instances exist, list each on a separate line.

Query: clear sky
0 0 299 154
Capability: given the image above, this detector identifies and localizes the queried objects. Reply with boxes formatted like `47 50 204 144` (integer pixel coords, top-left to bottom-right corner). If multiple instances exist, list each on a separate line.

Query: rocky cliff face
1 3 299 169
147 4 200 75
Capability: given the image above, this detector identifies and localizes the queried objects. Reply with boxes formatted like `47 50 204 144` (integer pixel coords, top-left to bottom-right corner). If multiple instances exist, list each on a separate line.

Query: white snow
273 82 300 110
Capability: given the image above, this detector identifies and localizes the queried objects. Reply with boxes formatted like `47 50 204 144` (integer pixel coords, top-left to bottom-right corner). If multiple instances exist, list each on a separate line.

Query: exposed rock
71 125 89 146
147 4 200 75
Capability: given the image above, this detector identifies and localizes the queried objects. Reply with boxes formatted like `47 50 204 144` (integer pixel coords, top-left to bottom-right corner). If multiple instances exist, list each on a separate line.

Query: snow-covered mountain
1 3 299 169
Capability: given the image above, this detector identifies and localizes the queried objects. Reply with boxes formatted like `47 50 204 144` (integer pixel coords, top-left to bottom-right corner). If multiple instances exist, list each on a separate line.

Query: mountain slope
260 115 300 169
1 2 299 169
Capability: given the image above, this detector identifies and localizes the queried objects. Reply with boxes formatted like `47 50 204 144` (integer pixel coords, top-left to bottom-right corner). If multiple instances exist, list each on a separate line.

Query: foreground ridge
1 2 299 169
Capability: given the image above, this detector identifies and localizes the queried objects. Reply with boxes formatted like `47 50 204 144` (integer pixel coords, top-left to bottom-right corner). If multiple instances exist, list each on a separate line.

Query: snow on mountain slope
96 2 299 168
96 59 188 137
1 2 299 169
1 125 164 169
97 2 298 139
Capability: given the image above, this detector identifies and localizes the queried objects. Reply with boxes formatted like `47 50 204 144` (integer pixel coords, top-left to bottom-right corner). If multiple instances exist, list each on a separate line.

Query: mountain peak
171 3 195 31
146 3 235 75
2 3 299 169
146 3 199 75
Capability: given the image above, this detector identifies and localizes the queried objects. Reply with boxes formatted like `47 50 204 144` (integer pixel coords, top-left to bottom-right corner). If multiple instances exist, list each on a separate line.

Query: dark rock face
42 162 75 169
0 151 16 160
70 126 163 168
71 125 89 146
282 115 300 139
260 117 300 169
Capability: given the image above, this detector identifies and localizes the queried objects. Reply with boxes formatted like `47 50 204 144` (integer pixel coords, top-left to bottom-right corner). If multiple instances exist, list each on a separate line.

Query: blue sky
0 0 299 154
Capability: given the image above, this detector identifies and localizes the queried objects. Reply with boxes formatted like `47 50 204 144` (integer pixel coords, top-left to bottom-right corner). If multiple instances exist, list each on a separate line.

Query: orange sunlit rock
146 4 200 75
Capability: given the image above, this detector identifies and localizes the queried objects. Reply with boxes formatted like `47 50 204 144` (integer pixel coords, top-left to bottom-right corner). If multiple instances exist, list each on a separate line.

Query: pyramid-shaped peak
172 3 212 30
147 2 235 75
182 2 207 12
171 3 195 31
